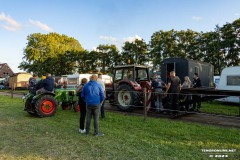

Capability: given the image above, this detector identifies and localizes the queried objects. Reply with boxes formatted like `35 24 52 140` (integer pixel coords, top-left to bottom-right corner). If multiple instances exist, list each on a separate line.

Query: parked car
0 85 5 89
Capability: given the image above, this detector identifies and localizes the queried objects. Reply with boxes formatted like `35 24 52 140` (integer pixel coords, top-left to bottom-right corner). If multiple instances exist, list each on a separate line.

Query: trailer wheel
115 84 139 111
34 95 58 117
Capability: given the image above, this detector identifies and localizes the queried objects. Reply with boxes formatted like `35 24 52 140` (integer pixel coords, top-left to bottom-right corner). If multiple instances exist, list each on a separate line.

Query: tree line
19 18 240 76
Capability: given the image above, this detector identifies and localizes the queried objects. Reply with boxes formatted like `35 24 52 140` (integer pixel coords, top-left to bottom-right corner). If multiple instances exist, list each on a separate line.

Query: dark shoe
95 132 104 137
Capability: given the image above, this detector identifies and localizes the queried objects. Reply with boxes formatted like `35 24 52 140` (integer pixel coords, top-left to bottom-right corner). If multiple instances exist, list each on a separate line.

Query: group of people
76 73 105 137
151 72 202 118
28 73 55 95
27 73 105 136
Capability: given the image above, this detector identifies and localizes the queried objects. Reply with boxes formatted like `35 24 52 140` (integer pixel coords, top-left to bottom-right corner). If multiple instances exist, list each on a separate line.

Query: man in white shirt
97 73 105 118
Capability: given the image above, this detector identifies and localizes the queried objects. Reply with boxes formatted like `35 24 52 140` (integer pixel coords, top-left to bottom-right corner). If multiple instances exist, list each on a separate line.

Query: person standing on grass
97 73 106 118
181 76 192 111
165 71 181 118
81 74 105 136
76 78 88 134
192 73 202 112
151 74 166 113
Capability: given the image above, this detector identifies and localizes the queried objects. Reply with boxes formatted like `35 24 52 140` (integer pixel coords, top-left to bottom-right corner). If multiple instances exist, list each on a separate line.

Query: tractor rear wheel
115 84 139 111
34 95 58 117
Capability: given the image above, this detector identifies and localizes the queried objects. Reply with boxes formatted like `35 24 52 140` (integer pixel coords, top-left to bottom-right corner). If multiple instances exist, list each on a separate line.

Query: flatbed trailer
179 88 240 106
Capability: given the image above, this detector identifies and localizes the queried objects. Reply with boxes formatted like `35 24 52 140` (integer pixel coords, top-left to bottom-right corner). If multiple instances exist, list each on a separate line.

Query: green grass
201 101 240 116
0 95 239 160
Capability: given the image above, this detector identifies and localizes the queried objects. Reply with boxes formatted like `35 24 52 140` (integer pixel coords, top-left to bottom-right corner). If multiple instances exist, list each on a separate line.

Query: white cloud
99 35 118 43
192 16 202 21
123 35 142 43
0 12 21 31
29 19 53 32
234 13 240 16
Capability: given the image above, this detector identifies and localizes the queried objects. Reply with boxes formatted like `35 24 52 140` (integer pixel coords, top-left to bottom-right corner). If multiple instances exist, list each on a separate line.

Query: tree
19 32 84 75
95 44 120 73
220 19 240 67
121 39 148 65
149 30 180 70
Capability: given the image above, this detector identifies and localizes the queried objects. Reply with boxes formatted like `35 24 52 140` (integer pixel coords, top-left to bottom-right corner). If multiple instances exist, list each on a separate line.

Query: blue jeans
86 105 100 134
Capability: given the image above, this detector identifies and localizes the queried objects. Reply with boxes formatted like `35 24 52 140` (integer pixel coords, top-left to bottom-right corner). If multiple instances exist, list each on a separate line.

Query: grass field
201 101 240 116
0 95 239 160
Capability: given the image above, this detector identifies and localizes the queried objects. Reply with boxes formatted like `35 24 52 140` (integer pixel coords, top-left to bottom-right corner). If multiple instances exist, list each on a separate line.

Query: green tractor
24 88 79 118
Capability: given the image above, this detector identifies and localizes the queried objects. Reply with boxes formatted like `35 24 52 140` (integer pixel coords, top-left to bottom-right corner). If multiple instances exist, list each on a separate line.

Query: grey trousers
86 105 100 134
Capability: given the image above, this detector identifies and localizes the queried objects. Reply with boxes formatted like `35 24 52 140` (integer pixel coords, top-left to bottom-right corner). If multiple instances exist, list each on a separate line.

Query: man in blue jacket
81 74 105 136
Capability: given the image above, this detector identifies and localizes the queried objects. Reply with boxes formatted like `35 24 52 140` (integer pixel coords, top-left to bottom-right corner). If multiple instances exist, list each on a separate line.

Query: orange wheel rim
41 100 54 114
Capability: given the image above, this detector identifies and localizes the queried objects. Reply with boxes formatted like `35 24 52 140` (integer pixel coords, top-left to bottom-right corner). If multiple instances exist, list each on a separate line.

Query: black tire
25 99 37 116
34 95 58 117
115 84 139 111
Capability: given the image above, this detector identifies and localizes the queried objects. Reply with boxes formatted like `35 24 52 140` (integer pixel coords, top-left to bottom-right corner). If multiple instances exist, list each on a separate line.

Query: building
0 63 14 78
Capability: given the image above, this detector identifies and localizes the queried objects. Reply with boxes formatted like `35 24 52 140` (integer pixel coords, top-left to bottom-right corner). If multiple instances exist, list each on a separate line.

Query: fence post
11 78 14 98
143 87 147 121
239 97 240 117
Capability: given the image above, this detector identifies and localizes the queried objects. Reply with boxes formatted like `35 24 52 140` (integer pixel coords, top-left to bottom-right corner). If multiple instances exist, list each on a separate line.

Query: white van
217 66 240 103
60 74 112 88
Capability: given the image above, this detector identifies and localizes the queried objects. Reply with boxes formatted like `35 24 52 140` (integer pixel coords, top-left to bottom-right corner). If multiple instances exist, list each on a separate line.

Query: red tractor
107 65 152 111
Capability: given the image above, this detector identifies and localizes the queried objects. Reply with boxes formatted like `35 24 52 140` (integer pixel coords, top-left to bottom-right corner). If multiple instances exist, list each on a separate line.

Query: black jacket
42 77 55 91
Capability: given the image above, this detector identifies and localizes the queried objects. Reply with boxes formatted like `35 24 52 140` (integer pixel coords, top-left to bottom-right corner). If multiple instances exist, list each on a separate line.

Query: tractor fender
33 92 56 101
118 81 142 91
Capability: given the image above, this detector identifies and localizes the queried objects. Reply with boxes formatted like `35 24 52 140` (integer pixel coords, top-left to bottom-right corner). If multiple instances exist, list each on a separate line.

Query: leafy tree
220 19 240 67
121 39 148 65
19 32 84 76
95 44 120 73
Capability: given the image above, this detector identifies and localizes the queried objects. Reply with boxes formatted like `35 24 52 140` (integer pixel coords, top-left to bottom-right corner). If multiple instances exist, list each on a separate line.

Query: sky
0 0 240 73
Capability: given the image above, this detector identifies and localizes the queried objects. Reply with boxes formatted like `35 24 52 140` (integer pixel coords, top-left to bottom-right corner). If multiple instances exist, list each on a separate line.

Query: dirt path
105 104 240 129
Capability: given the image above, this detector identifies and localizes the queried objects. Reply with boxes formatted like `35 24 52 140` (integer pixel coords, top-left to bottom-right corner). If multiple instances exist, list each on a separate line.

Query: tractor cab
112 64 151 91
108 65 152 111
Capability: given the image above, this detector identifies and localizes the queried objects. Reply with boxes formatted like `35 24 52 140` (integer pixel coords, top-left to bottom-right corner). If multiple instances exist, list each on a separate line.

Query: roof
0 63 7 71
163 57 213 66
113 64 152 69
221 66 240 75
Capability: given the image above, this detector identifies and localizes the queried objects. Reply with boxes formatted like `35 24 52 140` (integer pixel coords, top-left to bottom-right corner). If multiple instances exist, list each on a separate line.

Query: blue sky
0 0 240 72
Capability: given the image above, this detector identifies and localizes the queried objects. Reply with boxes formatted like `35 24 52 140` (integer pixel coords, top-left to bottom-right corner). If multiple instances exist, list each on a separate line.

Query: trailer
216 66 240 103
161 58 214 87
59 74 112 88
8 72 32 89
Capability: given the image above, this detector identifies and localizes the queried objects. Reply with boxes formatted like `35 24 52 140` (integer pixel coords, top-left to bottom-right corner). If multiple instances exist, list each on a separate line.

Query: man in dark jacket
36 73 54 94
192 73 202 112
28 74 37 94
42 73 54 92
81 74 105 136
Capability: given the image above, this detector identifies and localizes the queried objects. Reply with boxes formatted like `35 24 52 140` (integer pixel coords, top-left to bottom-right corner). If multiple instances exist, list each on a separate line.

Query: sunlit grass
0 95 239 159
201 101 240 116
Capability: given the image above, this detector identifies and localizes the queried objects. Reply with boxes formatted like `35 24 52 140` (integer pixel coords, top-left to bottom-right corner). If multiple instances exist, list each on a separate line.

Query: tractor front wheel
34 95 58 117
